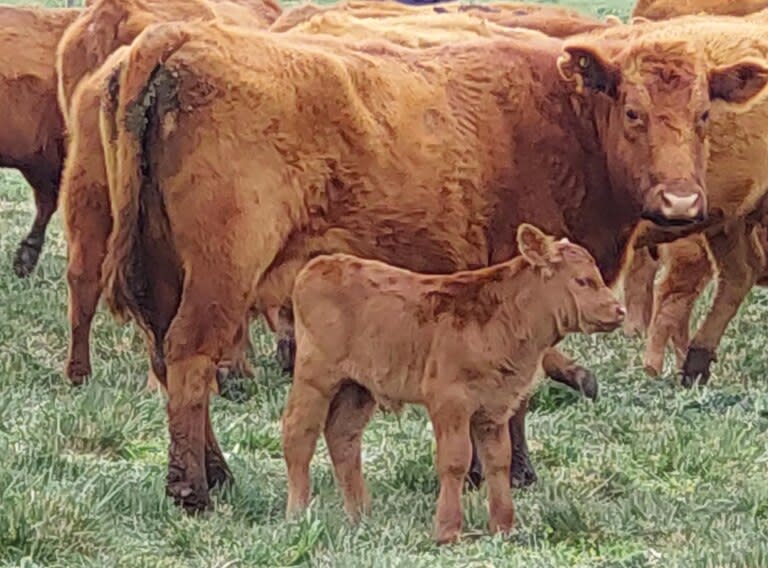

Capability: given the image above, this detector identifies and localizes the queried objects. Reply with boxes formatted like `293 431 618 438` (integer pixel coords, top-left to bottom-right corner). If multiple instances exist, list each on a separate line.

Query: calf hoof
574 367 599 401
13 241 41 278
275 337 296 375
510 452 537 489
65 359 91 386
681 346 715 388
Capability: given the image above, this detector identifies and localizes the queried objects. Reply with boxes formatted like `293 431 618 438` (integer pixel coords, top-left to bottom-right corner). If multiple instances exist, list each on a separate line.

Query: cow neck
560 94 641 287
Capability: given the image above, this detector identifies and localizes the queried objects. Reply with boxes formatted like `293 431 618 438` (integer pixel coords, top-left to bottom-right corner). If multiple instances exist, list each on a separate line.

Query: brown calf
282 224 625 543
0 6 80 277
98 20 733 512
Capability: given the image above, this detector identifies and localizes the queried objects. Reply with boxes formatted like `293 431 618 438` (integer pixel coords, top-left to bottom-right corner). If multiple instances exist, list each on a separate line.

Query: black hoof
510 452 537 489
276 337 296 375
206 453 233 490
681 346 715 388
65 359 91 386
13 241 41 278
573 367 599 401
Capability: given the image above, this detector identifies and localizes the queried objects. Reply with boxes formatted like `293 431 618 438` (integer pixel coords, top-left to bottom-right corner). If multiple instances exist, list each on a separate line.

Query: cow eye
625 108 640 121
575 277 589 287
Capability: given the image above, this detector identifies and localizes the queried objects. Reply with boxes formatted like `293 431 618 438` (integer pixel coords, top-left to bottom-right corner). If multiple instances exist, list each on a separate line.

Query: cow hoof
681 346 715 388
276 337 296 375
510 451 537 489
206 453 233 490
65 360 91 386
573 367 599 401
13 242 41 278
167 481 211 513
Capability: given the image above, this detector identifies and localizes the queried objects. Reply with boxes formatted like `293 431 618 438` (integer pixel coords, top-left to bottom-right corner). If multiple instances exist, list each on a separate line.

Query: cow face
517 224 625 333
558 38 768 227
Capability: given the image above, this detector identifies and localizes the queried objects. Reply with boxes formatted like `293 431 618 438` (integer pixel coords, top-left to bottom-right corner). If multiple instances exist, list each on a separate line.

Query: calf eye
575 277 589 287
625 108 640 121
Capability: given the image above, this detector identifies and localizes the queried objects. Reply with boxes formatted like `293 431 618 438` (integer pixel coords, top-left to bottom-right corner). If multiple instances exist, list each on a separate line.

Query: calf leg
282 378 334 517
471 419 514 536
14 167 59 278
643 238 711 377
682 223 763 387
622 246 659 337
428 399 472 545
324 381 377 521
542 347 598 401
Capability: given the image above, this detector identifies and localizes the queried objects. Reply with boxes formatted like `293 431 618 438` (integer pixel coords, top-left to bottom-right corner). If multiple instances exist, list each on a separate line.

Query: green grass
2 0 768 565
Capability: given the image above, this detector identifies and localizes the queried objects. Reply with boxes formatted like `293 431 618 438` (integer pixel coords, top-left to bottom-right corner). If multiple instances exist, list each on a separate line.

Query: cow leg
682 224 762 387
274 305 296 375
324 381 377 521
471 418 514 536
643 238 711 377
428 399 472 545
165 354 216 513
14 167 58 278
541 347 598 401
282 378 334 517
622 246 659 337
508 398 536 488
205 406 232 490
64 202 110 385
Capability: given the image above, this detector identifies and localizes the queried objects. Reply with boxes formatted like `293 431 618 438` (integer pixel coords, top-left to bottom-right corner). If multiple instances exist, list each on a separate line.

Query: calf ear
710 59 768 105
557 43 620 97
517 224 556 268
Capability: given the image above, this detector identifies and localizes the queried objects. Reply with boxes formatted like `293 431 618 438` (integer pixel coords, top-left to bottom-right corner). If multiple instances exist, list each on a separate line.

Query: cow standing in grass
0 6 80 278
282 224 626 544
94 19 748 511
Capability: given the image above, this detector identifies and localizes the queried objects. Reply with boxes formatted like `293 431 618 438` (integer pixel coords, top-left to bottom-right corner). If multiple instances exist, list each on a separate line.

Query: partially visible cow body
97 20 727 511
59 0 281 386
282 225 624 543
0 6 80 277
271 0 613 37
633 0 768 20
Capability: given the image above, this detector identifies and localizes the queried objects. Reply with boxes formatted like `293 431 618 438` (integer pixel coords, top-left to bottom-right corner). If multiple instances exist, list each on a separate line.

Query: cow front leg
682 224 761 387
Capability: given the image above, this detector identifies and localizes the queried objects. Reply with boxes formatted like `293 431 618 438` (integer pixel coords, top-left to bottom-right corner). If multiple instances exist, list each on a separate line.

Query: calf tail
100 22 191 323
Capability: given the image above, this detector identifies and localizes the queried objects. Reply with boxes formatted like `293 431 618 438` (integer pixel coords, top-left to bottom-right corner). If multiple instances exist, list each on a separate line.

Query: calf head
558 35 768 227
518 224 625 334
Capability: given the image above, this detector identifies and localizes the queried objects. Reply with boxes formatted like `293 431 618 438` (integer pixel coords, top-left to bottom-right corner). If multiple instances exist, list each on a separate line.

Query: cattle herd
3 0 768 545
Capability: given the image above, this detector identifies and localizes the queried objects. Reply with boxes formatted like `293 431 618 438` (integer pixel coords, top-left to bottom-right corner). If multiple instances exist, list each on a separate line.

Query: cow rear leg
622 246 659 337
324 381 376 521
15 169 58 278
542 347 598 401
165 354 216 513
682 224 762 387
471 418 514 535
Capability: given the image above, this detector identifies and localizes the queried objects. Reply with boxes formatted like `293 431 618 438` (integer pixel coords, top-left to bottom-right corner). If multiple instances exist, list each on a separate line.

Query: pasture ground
2 0 768 566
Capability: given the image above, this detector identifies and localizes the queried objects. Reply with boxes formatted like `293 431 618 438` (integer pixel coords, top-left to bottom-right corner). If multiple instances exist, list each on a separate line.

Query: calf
282 224 625 543
0 6 80 277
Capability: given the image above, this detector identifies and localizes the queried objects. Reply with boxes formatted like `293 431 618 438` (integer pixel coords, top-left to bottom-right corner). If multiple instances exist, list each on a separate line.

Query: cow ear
558 43 620 98
517 224 557 268
710 59 768 105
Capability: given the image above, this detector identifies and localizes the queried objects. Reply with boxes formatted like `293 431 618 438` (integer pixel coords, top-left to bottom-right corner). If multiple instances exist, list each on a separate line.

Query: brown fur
0 6 80 277
98 20 725 511
633 0 768 20
282 225 624 543
272 0 612 37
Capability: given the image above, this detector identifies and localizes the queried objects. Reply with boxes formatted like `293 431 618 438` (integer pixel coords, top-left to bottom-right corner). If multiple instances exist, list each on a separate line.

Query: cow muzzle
642 181 707 226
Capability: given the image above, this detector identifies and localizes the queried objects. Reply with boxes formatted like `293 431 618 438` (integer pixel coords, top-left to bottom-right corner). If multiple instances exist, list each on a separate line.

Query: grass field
3 0 768 566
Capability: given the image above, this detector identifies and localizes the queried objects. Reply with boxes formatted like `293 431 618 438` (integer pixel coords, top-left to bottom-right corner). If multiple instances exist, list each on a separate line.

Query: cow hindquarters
682 222 764 387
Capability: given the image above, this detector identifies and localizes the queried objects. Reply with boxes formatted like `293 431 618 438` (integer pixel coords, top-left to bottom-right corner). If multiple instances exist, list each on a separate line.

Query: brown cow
633 0 768 20
58 0 280 385
598 16 768 385
0 6 80 278
96 18 752 512
282 225 625 544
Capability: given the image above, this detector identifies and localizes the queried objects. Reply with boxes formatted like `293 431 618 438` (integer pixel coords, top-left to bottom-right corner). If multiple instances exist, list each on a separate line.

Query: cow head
558 37 768 227
517 224 625 334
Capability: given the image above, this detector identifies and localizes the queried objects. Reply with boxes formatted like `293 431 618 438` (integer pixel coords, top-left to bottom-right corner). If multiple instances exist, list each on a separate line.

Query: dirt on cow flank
3 0 768 566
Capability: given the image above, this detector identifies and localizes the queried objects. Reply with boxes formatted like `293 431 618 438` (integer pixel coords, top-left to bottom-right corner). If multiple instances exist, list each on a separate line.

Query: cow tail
100 22 191 323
